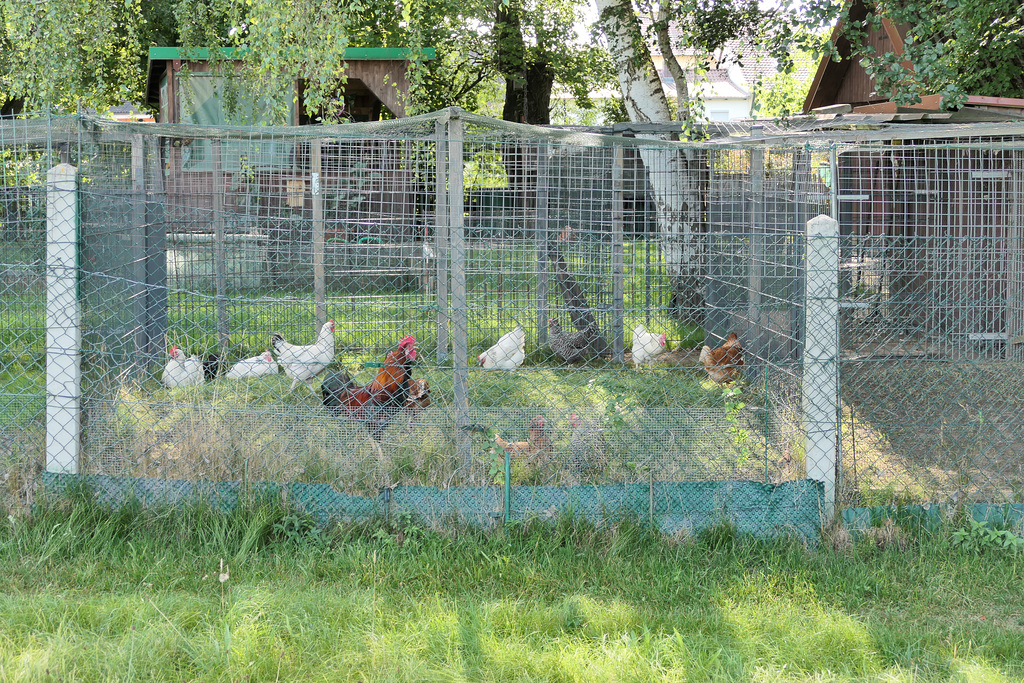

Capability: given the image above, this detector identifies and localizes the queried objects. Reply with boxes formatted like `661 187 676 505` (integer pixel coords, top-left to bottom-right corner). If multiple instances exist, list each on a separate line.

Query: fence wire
2 110 1023 535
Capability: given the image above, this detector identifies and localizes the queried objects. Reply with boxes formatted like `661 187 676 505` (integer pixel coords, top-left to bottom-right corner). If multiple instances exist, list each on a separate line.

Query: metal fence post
448 112 472 466
535 141 550 347
804 214 840 519
131 134 148 372
611 146 625 363
46 163 81 475
311 138 327 329
212 140 230 353
434 120 450 361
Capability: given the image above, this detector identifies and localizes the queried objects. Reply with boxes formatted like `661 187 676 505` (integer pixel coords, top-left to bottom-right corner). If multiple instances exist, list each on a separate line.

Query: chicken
161 346 204 388
478 326 526 370
567 413 608 481
631 324 666 367
699 332 744 384
272 320 336 393
202 354 221 382
321 335 418 441
548 318 607 363
493 415 553 467
225 350 280 379
404 378 431 417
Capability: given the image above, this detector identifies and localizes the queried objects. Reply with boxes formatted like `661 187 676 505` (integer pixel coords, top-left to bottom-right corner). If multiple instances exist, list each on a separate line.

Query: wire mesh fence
2 110 1023 535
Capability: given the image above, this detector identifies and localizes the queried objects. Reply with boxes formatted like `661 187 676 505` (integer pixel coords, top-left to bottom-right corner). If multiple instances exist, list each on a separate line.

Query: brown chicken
321 335 418 441
699 332 744 384
404 378 431 417
493 415 552 467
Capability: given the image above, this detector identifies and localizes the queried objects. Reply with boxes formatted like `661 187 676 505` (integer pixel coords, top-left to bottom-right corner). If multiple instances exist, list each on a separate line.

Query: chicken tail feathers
271 332 286 354
321 369 355 416
202 354 221 382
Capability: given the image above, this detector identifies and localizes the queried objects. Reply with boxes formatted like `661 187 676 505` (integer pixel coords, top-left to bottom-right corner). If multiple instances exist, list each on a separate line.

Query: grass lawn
0 492 1021 682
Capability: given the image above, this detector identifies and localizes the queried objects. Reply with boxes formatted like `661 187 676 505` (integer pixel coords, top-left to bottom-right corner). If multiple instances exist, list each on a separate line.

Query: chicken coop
2 109 1023 535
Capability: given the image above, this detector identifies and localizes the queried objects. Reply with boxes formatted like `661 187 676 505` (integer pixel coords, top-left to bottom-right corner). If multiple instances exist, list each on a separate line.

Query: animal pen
1 109 1023 536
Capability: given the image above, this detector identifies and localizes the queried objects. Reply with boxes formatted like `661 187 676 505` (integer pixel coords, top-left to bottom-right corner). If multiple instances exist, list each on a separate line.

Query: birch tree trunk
596 0 705 320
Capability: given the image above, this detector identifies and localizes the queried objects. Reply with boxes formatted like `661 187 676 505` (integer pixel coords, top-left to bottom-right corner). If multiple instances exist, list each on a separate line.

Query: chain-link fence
3 110 1023 535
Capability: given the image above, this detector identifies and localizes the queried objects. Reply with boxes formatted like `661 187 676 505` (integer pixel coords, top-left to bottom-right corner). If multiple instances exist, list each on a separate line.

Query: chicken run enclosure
2 109 1024 535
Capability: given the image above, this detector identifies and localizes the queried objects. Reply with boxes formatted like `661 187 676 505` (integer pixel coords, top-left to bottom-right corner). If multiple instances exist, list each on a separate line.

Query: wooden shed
145 46 435 124
144 47 437 265
803 0 1024 119
797 2 1024 352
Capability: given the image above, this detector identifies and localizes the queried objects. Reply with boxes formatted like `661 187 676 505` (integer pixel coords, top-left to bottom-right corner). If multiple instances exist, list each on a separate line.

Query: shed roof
802 0 1024 118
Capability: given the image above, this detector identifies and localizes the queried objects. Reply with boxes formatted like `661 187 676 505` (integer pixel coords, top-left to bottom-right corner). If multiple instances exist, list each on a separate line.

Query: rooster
699 332 744 384
493 415 552 467
321 335 418 441
479 325 526 370
161 346 204 388
631 324 666 367
225 350 279 379
272 320 335 393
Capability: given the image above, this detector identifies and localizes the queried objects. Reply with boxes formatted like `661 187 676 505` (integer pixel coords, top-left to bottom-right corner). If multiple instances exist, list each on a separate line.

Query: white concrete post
46 163 81 474
804 214 840 518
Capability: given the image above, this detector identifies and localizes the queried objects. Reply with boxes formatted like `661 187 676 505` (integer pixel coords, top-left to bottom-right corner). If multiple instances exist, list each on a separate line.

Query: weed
273 513 325 548
948 519 1024 555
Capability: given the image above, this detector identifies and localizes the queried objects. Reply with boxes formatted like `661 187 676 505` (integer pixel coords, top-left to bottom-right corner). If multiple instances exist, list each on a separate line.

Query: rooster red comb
398 335 417 360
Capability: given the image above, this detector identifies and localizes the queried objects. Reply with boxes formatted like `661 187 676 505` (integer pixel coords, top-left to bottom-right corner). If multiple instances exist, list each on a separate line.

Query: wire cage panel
4 111 1024 531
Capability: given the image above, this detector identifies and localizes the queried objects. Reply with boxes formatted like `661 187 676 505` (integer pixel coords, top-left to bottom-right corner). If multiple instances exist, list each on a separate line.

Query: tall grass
0 493 1021 682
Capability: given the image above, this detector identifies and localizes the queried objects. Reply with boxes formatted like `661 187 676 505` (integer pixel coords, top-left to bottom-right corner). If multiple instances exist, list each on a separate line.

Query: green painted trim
148 46 435 61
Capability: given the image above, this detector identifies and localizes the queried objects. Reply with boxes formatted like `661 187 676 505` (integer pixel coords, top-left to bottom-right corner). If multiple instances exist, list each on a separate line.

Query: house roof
658 68 749 101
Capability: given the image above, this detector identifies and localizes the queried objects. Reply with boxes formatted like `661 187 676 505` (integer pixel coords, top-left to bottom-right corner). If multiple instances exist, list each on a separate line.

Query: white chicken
631 324 666 367
225 350 280 379
161 346 204 388
272 320 336 392
478 325 526 370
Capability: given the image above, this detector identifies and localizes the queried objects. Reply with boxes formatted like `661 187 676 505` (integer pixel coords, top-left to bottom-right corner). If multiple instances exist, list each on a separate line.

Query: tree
810 0 1024 108
594 0 808 320
752 40 818 118
0 0 145 114
494 0 610 125
595 0 796 319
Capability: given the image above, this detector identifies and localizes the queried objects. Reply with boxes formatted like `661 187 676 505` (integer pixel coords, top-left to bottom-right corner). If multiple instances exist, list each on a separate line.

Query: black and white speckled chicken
547 318 607 363
568 413 608 481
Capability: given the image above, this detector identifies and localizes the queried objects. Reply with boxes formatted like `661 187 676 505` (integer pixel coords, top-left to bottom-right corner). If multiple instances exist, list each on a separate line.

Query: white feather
478 325 526 370
162 346 204 388
273 321 336 392
631 324 666 367
226 350 280 379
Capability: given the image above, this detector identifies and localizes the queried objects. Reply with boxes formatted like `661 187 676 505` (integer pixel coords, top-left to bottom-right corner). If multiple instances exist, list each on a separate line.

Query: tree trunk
596 0 705 322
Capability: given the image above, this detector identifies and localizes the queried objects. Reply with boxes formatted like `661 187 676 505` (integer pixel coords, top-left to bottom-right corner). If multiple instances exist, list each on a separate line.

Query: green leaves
1 0 145 113
949 519 1024 555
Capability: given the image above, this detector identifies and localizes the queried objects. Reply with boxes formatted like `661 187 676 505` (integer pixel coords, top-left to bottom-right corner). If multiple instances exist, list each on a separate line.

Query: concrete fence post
804 214 840 518
46 163 81 475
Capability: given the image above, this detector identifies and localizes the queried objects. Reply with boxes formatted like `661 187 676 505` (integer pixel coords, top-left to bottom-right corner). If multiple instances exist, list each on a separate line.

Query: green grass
0 493 1021 682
